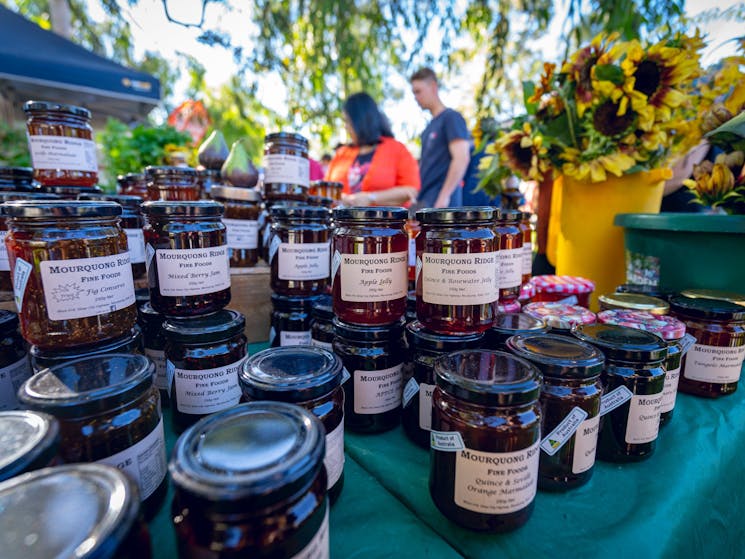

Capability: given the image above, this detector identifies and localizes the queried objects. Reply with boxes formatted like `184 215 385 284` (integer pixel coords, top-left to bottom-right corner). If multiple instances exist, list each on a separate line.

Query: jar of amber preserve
4 200 137 349
496 209 523 304
669 295 745 398
0 464 152 559
332 207 408 325
0 167 34 192
23 101 98 187
507 334 604 491
138 302 169 406
333 317 405 433
270 205 330 296
164 310 247 432
573 324 667 462
416 207 499 334
118 172 148 197
142 201 231 316
519 212 533 285
0 311 32 411
597 309 687 424
264 132 310 190
311 294 335 351
402 321 484 448
429 350 542 532
0 410 59 482
18 354 168 518
170 402 329 559
270 293 317 347
144 166 200 201
211 185 261 267
309 180 343 202
240 346 346 503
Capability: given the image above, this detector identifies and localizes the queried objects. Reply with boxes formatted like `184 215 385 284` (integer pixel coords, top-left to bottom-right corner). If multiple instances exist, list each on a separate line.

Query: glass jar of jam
332 207 408 325
211 185 261 268
0 464 152 559
309 180 343 202
402 320 484 449
531 275 595 308
144 166 200 201
29 325 143 372
0 167 34 192
264 131 310 191
488 312 550 349
0 311 32 411
196 168 223 199
333 317 405 433
164 310 247 432
170 402 329 558
23 101 98 187
4 200 137 349
416 207 499 334
311 294 335 351
118 172 148 197
138 302 169 407
523 302 596 335
598 292 670 314
18 354 168 518
270 205 330 297
507 334 604 491
0 410 59 482
405 216 420 286
669 295 745 398
597 309 687 424
495 209 523 304
38 184 103 199
142 201 231 317
519 212 533 285
429 350 542 532
240 346 346 503
270 293 316 347
573 324 667 462
79 193 147 280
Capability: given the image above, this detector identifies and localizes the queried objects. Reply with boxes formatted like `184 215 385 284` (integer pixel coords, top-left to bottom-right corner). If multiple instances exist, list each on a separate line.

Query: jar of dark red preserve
496 209 523 304
270 293 317 347
310 294 335 351
211 185 261 267
138 302 169 406
118 172 147 197
144 166 200 201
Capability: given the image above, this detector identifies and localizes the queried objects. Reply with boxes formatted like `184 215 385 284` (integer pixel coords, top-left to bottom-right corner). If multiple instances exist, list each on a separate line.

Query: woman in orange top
325 92 420 206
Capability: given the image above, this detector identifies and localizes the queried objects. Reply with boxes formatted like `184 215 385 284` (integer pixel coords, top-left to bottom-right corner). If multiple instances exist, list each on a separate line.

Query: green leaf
705 111 745 145
523 81 538 115
594 64 625 85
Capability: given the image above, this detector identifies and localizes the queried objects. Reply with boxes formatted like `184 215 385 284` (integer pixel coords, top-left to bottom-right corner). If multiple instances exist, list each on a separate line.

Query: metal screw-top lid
416 206 499 224
573 323 668 363
333 206 408 221
507 334 605 379
0 411 60 482
3 200 121 218
669 295 745 321
163 310 245 344
23 100 91 119
141 200 224 217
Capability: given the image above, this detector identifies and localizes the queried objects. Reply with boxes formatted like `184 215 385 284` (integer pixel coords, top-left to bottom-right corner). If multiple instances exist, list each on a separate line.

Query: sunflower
561 147 637 182
562 33 618 117
495 123 547 181
592 99 636 137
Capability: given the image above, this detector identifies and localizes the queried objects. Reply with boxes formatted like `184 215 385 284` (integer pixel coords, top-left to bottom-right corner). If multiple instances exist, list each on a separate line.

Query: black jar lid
311 294 334 320
23 100 92 119
416 206 499 224
138 302 164 326
144 165 198 179
333 206 408 221
18 353 155 419
272 293 319 313
78 193 143 210
0 167 34 189
573 323 668 362
0 191 59 204
0 411 60 482
117 172 145 183
333 316 406 342
615 283 674 299
669 294 745 321
240 347 343 402
170 402 324 508
163 309 245 344
434 349 542 407
498 209 521 222
406 320 484 352
3 199 121 218
210 185 261 202
141 200 224 217
265 131 309 147
0 464 140 559
29 326 143 370
270 205 329 220
492 313 550 337
507 334 605 379
0 310 19 336
38 185 103 197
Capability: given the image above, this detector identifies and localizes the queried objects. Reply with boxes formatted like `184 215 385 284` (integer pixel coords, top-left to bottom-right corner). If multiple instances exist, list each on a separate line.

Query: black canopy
0 6 160 123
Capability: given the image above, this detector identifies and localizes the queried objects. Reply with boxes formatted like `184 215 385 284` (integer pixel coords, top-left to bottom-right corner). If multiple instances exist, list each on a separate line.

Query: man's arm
434 138 470 208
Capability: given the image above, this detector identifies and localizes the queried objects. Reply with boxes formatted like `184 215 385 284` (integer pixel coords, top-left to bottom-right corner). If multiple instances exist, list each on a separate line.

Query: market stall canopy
0 5 160 125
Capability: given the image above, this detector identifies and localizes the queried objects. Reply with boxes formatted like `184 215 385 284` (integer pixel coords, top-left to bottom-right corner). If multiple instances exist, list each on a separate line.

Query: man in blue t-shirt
410 67 471 208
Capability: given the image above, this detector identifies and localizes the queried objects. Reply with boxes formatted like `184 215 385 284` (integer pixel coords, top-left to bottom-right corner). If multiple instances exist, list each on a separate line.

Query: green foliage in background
0 123 31 167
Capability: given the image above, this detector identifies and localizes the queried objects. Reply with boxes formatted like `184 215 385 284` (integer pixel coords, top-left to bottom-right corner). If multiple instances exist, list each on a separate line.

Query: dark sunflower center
634 60 661 97
593 100 634 137
508 142 533 172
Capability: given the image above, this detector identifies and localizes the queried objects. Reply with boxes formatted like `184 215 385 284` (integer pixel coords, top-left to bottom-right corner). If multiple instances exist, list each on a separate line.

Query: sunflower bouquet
479 32 705 190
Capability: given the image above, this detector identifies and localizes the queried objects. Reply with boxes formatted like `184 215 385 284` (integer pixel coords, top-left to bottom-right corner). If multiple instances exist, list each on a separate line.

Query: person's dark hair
410 67 437 84
343 92 394 146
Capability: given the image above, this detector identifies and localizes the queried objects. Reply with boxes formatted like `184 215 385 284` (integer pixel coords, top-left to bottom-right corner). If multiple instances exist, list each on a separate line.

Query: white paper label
124 229 147 264
289 508 329 559
13 258 32 313
683 344 745 384
40 254 135 321
408 237 416 267
454 442 540 515
330 250 342 286
145 349 168 392
311 338 333 351
402 377 419 407
660 365 681 413
0 232 9 272
353 364 402 414
499 248 523 290
0 356 32 411
339 252 408 302
430 430 465 451
280 330 312 346
223 218 259 250
174 358 244 415
625 393 663 444
522 241 533 275
572 415 600 474
599 385 633 416
324 421 345 488
540 407 588 456
97 418 167 500
156 246 230 297
421 252 498 305
278 243 330 281
418 383 435 431
264 153 310 188
28 135 98 172
679 333 697 355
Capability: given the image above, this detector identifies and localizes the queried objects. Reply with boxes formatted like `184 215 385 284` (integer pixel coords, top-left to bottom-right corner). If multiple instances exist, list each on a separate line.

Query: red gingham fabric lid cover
523 302 597 330
531 275 595 294
597 309 686 340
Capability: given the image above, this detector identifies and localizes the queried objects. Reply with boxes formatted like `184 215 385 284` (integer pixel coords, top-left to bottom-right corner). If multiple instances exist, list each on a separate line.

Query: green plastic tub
614 213 745 293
